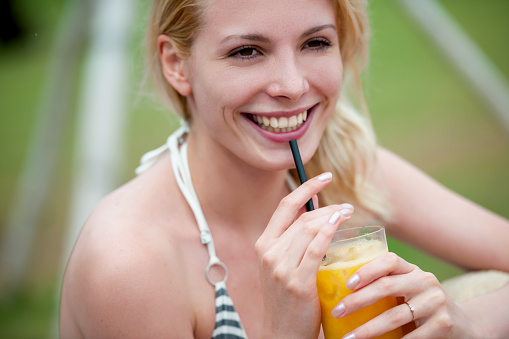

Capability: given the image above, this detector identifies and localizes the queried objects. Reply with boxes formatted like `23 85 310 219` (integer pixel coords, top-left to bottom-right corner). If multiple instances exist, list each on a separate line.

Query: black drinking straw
289 139 314 212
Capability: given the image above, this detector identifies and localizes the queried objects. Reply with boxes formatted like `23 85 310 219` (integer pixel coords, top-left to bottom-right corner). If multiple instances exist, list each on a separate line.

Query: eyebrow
221 34 269 44
220 24 336 44
299 24 336 40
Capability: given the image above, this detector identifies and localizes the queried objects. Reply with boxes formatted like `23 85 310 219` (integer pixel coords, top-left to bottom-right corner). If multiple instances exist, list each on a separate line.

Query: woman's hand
333 252 477 339
255 172 354 338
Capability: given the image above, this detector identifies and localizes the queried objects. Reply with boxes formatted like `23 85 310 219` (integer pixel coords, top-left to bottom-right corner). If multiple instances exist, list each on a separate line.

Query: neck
186 131 290 237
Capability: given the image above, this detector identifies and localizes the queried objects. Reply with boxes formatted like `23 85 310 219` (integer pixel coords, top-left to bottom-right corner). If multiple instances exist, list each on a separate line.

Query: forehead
200 0 337 37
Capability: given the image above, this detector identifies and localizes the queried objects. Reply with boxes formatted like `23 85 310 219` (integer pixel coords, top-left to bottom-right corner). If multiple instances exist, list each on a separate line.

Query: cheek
196 68 265 114
189 73 253 134
314 60 343 97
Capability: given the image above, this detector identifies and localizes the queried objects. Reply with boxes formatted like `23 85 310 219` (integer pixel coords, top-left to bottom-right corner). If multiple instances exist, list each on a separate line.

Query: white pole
53 0 134 336
397 0 509 134
61 0 134 271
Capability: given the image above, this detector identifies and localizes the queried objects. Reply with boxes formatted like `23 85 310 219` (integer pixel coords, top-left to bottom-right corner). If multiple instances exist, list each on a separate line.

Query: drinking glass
316 226 403 339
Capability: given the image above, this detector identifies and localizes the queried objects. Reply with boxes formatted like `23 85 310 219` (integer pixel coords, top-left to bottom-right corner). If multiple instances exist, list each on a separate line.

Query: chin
245 143 319 173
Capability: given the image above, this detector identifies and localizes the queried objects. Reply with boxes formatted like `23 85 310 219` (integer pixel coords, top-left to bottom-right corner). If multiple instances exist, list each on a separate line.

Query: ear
157 35 192 96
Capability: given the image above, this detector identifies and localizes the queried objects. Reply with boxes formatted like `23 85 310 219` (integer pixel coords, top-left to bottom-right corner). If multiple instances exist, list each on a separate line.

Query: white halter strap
136 120 298 286
136 120 227 286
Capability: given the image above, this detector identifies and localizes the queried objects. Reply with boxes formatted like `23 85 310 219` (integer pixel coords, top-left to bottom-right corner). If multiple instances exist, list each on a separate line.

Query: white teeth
270 117 278 128
250 110 309 133
288 116 297 128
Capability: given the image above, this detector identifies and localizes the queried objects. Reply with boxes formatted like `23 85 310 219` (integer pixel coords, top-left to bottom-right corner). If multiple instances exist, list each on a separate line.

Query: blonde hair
146 0 205 117
147 0 392 224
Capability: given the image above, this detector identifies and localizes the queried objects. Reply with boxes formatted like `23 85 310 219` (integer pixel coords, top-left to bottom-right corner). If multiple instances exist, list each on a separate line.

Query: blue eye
229 46 261 60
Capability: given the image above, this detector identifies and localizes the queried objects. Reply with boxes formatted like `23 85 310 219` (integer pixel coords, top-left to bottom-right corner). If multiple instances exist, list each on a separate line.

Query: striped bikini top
136 121 249 339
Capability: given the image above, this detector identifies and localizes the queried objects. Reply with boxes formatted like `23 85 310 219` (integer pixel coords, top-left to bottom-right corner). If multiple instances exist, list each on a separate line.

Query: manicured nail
346 273 359 290
318 172 332 181
328 211 342 224
341 203 354 210
331 302 345 318
339 208 352 218
342 333 356 339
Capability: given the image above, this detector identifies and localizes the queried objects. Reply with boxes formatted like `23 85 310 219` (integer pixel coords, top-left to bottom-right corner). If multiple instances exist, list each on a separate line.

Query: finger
336 274 422 318
402 314 451 339
343 301 414 339
296 194 320 220
404 285 451 329
272 205 354 272
284 205 354 272
262 172 333 240
336 270 436 317
281 203 354 244
346 252 416 290
266 209 340 286
336 272 445 329
297 208 353 277
400 294 456 339
295 194 325 221
312 194 319 209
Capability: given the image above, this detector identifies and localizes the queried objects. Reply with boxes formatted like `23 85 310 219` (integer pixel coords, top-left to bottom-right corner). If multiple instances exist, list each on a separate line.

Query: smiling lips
248 111 308 133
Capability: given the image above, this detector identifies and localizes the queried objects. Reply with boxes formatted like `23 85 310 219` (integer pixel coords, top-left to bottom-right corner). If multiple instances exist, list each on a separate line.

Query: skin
60 0 509 337
335 149 509 339
179 0 342 171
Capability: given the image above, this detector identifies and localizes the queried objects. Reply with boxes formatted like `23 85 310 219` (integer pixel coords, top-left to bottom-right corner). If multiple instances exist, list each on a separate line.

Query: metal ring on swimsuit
205 260 229 286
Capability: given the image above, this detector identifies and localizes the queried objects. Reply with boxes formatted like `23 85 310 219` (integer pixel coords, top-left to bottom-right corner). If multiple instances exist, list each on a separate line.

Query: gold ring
404 301 415 322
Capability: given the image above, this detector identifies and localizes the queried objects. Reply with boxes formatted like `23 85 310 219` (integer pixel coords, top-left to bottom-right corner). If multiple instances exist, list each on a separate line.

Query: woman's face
183 0 342 171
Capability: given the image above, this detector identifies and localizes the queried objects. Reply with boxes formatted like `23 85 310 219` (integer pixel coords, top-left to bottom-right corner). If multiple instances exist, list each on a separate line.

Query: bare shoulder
60 156 198 338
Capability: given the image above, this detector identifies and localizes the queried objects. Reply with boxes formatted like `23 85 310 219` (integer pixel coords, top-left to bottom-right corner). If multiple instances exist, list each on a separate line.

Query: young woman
60 0 509 338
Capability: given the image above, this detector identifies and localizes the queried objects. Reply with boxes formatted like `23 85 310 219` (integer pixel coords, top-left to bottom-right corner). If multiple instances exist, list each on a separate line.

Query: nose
265 54 309 101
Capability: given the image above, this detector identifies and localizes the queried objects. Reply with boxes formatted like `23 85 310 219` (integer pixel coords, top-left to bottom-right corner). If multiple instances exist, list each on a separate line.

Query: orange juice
316 237 403 339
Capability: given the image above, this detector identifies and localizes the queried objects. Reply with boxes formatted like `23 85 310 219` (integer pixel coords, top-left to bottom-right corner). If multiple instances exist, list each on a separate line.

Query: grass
0 0 71 336
0 284 58 339
366 0 509 280
0 0 508 336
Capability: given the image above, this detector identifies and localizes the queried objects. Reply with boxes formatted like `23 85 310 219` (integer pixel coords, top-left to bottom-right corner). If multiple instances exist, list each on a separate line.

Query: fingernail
318 172 332 181
342 333 356 339
328 211 342 224
339 208 352 218
346 273 359 290
341 203 354 210
331 302 345 318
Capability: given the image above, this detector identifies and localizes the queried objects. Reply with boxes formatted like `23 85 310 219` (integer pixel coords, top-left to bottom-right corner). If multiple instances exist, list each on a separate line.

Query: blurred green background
0 0 508 337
